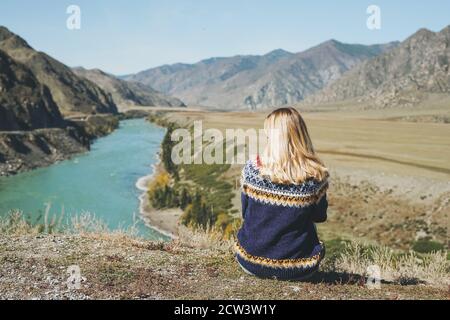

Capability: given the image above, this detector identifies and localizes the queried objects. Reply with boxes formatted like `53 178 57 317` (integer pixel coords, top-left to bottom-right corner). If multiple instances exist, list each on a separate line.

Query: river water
0 119 167 240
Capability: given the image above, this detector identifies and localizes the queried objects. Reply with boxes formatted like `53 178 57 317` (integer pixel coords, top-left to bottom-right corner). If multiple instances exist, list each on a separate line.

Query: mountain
307 26 450 107
72 67 185 111
0 27 120 176
0 48 90 176
126 42 398 109
0 26 117 115
0 49 64 131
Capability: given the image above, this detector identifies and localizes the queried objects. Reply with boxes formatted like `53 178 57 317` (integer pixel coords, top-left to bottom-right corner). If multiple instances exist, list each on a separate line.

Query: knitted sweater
235 157 329 279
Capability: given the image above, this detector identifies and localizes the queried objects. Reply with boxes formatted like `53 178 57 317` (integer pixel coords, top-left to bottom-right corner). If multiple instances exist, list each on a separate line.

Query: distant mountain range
306 25 450 107
125 40 399 109
73 67 185 112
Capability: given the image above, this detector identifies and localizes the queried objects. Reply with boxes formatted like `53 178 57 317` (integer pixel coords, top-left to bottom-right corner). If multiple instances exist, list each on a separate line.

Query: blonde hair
260 107 328 184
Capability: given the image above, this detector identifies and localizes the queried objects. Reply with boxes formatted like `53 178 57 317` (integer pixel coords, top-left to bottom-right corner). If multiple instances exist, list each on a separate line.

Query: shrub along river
0 119 168 240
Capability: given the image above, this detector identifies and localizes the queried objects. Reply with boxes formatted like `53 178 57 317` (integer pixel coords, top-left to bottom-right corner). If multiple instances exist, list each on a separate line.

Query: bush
148 172 180 209
412 239 445 254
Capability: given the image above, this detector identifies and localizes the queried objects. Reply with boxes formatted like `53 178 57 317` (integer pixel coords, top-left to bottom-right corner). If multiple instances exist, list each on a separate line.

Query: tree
161 124 179 180
179 188 190 210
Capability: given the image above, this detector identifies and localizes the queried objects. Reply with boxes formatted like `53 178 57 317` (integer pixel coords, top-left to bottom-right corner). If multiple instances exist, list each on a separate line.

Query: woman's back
235 157 328 279
234 108 329 280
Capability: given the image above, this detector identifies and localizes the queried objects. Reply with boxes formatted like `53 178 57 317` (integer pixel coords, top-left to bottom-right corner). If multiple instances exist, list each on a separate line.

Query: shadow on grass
306 271 425 286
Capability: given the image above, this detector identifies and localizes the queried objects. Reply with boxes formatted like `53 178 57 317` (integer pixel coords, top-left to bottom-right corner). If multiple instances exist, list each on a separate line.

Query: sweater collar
242 159 328 197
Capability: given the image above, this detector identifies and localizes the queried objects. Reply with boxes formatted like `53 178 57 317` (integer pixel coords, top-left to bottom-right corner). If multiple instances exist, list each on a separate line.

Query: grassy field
161 107 450 178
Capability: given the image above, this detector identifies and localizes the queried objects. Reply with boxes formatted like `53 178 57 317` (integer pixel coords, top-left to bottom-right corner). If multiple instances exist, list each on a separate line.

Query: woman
235 107 329 281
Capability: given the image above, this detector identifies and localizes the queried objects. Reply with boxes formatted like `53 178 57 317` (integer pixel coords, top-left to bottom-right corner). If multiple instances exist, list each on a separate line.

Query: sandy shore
136 162 182 239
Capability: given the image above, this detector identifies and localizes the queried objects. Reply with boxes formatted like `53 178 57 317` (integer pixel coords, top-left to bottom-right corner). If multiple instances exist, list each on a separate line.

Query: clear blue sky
0 0 449 75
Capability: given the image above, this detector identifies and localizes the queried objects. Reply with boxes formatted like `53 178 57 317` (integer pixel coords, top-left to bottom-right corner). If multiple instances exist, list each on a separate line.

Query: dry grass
335 242 449 288
3 211 447 291
0 210 40 235
177 224 233 251
0 229 448 299
0 210 139 239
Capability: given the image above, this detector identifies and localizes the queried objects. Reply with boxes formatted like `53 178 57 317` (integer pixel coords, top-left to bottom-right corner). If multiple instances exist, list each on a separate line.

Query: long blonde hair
260 107 328 184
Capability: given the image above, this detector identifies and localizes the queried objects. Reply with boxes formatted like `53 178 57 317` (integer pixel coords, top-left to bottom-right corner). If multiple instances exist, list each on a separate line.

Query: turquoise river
0 119 168 240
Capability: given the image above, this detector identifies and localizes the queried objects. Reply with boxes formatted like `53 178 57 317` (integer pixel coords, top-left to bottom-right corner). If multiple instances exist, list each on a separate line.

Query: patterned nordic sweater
235 157 329 279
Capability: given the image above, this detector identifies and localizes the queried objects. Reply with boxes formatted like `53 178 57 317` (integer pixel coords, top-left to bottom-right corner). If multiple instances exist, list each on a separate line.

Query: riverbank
128 114 182 239
136 161 182 239
134 118 200 238
144 112 238 239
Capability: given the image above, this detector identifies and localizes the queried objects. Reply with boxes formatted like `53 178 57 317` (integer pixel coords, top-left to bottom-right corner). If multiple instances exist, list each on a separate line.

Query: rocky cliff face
0 50 90 176
67 114 119 140
0 26 117 115
0 127 89 176
307 26 450 107
0 48 89 176
73 68 185 111
126 42 398 109
0 49 65 131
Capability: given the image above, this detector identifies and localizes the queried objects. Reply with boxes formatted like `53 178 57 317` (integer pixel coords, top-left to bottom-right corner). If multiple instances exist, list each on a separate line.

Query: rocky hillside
307 26 450 107
126 41 398 109
73 67 185 111
0 47 91 176
0 49 64 131
0 128 89 176
0 26 117 115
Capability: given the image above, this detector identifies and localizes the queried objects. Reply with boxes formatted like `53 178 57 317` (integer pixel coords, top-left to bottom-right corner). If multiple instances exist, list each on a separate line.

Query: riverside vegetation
147 114 239 239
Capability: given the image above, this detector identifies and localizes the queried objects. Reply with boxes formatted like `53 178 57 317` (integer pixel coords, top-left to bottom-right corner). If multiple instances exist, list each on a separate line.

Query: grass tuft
334 241 449 287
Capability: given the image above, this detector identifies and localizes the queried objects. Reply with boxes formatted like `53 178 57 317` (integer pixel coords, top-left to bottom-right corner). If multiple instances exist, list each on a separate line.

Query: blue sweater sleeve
312 194 328 223
241 192 248 220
